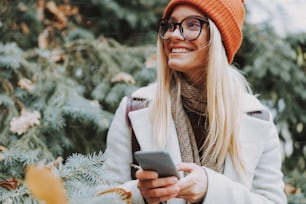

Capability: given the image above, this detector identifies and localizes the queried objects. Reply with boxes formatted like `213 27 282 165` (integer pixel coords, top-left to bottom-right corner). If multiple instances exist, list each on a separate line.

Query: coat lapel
129 93 267 187
223 114 265 187
223 92 270 187
129 107 182 165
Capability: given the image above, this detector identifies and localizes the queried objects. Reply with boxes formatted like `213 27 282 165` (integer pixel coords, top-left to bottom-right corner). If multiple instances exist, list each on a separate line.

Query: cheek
163 42 171 56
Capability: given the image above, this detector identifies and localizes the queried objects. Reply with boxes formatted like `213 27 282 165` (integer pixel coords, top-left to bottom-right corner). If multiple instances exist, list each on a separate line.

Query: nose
168 25 183 40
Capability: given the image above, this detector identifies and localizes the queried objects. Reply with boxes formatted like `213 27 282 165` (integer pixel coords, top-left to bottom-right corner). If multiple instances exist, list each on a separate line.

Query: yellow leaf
25 165 68 204
111 72 135 84
96 187 132 204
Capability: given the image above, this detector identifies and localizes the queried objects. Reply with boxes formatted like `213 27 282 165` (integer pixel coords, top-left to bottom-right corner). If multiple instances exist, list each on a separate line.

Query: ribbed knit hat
163 0 245 63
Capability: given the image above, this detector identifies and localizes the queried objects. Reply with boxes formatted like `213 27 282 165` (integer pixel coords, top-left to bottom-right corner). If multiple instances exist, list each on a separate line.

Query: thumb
176 163 198 173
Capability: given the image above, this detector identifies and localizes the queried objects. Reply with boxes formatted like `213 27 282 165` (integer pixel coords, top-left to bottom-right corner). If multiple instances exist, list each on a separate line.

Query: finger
176 168 208 202
147 176 178 188
136 169 158 180
138 176 178 190
177 175 193 191
142 183 179 202
177 162 198 173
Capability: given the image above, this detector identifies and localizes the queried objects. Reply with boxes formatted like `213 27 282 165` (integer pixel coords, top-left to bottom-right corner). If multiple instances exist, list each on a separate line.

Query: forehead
168 4 206 20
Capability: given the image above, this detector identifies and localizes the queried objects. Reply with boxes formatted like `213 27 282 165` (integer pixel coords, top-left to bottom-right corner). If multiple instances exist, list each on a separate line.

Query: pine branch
0 43 24 70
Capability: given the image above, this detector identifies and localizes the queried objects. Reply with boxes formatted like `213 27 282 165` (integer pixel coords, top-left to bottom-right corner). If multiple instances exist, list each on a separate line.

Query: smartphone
134 150 180 178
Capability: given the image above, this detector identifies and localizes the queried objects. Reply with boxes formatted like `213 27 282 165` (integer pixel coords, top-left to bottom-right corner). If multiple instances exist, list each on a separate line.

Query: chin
168 62 187 72
168 58 192 71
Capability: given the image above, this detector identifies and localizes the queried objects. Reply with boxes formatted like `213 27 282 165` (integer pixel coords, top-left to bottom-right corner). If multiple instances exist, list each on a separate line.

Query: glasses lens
159 17 205 41
181 18 202 41
159 19 172 39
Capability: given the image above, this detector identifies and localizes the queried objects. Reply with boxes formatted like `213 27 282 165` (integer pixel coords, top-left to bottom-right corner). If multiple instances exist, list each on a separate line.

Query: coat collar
129 85 270 185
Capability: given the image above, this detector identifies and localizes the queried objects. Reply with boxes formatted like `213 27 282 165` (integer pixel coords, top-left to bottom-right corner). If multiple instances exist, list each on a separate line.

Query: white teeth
171 48 191 53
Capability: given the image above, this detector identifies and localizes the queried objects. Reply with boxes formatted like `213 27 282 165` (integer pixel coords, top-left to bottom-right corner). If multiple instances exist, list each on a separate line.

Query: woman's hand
136 169 179 204
176 163 208 203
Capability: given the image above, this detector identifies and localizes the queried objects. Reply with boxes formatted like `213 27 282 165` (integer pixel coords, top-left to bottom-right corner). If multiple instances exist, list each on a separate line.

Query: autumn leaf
25 165 68 204
0 179 20 191
285 183 301 195
18 78 35 92
0 146 7 161
58 3 79 16
96 187 132 204
111 72 135 84
46 1 67 29
20 22 30 35
38 28 49 49
10 109 41 135
0 146 7 152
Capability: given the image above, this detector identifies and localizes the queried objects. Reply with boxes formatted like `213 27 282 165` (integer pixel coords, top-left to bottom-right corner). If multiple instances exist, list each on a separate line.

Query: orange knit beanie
163 0 245 63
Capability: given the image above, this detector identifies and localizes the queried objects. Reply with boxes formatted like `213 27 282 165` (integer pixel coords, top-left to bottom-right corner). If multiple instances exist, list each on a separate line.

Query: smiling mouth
171 48 193 53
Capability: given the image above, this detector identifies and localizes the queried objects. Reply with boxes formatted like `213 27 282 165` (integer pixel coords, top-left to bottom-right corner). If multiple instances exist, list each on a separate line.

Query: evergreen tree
1 0 306 203
0 38 156 203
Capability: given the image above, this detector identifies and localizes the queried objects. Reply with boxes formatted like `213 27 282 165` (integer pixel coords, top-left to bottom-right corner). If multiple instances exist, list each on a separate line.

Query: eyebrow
168 15 208 22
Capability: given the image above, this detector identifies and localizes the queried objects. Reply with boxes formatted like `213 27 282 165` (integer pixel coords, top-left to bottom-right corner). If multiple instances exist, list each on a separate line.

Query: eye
167 22 176 31
160 20 175 32
185 18 201 30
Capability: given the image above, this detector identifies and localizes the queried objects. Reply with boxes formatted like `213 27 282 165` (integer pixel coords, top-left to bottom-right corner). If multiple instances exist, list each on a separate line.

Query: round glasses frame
159 16 209 41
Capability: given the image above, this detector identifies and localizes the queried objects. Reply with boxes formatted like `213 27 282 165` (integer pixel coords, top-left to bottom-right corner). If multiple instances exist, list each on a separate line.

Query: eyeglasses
159 16 209 41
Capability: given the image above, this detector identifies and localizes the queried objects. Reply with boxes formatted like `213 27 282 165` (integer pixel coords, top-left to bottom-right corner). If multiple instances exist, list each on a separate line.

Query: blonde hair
151 20 250 174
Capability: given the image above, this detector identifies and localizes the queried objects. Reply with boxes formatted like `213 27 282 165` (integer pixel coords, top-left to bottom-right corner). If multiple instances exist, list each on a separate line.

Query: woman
101 0 287 203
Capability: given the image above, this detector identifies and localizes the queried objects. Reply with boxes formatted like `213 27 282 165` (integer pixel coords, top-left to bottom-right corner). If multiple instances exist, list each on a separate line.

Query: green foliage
77 0 167 44
238 23 306 169
0 38 156 157
0 0 40 49
0 151 126 203
1 0 306 203
284 169 306 204
0 37 156 202
0 0 167 50
237 23 306 203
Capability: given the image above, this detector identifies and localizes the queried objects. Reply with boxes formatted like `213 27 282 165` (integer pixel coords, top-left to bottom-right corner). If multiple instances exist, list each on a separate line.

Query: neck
182 72 206 89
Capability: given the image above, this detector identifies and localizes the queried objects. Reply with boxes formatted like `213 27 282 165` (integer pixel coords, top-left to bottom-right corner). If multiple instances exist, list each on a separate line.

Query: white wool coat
101 84 287 204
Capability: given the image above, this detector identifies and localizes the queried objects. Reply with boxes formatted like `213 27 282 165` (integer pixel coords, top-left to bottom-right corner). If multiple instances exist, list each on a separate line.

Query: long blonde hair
150 20 250 174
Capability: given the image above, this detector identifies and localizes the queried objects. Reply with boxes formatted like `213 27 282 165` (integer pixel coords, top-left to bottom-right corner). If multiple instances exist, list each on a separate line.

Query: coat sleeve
98 96 145 204
202 119 287 204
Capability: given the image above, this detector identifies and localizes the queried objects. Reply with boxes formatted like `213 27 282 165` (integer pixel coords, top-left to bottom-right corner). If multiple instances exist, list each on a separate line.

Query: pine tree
0 38 156 203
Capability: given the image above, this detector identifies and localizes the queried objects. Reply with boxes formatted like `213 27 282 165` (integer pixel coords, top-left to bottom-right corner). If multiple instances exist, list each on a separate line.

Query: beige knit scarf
170 78 223 173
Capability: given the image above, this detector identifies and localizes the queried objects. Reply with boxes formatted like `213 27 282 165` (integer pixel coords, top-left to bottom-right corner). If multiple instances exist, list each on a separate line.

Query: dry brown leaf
18 78 35 92
0 146 7 152
46 1 67 29
20 22 30 35
0 146 7 161
38 28 49 49
96 187 132 204
10 109 41 135
111 72 135 84
25 165 68 204
58 3 79 16
285 183 301 195
0 178 20 191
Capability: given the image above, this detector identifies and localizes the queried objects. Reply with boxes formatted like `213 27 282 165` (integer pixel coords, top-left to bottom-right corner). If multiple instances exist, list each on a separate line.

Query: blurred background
0 0 305 203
